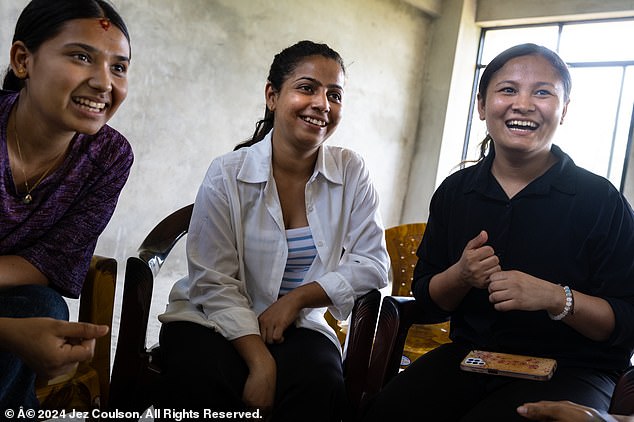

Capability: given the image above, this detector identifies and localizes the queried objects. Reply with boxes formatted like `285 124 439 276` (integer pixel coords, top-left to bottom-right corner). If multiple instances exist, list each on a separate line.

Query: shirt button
308 206 314 212
317 241 324 247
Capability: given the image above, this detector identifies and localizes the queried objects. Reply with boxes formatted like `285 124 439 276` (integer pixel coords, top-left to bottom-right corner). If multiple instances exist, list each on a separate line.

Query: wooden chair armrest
365 296 447 397
344 289 381 413
37 255 117 410
138 204 193 274
109 256 155 411
609 365 634 415
78 255 116 408
110 204 193 411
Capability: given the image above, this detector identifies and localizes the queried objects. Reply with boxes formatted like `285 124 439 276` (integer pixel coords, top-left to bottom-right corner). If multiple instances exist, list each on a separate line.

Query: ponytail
2 68 22 92
234 108 274 151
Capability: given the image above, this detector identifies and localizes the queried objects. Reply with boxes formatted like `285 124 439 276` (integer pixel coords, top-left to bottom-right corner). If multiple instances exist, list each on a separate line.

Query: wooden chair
35 255 117 412
364 223 450 397
109 204 193 413
109 204 381 419
384 223 450 368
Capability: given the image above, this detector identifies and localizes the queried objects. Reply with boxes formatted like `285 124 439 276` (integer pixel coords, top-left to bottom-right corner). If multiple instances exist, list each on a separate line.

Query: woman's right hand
454 230 501 289
242 356 276 414
429 230 501 311
0 317 108 379
231 334 277 416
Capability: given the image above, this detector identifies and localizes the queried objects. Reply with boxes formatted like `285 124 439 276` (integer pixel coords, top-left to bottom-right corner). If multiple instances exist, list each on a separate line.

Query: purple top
0 91 133 298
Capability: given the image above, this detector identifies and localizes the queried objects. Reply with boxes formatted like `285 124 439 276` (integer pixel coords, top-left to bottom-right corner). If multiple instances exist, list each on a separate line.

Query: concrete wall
1 0 432 262
477 0 634 25
1 0 433 346
401 0 479 222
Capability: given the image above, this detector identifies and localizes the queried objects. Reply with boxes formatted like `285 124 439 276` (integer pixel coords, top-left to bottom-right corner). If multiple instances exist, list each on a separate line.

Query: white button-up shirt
159 133 389 350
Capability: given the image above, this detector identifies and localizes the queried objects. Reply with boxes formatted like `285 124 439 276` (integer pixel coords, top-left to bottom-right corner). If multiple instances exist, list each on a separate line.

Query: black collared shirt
413 145 634 370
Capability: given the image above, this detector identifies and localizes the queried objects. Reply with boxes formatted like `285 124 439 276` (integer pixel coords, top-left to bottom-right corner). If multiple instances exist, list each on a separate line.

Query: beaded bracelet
549 285 574 320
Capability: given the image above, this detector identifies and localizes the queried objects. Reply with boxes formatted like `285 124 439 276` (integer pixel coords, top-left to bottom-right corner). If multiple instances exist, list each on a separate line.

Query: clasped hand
456 230 561 313
258 293 302 344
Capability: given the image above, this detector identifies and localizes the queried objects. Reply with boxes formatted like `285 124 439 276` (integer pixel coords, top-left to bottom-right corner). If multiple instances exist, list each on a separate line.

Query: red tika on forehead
99 17 111 31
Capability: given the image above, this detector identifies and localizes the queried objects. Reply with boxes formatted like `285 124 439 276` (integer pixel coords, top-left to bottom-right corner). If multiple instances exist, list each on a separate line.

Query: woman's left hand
258 294 302 344
258 282 332 344
487 270 562 313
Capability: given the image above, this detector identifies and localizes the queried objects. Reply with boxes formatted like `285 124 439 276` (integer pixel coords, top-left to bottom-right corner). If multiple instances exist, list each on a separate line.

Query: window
463 19 634 191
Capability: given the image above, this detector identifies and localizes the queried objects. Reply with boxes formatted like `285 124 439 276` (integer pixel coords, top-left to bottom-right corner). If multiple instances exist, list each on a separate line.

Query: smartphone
460 350 557 381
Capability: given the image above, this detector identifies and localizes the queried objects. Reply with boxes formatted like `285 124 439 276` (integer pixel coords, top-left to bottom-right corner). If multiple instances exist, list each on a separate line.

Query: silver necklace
13 114 62 204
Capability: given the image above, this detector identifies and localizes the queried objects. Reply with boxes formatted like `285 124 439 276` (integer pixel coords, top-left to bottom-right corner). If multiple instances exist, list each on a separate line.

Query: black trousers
360 342 619 422
159 321 347 421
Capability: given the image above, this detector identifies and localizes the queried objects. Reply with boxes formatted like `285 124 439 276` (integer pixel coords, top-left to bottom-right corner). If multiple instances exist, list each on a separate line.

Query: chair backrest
385 223 426 297
109 203 193 412
369 223 449 381
365 224 450 399
344 289 380 414
109 204 380 417
36 255 117 410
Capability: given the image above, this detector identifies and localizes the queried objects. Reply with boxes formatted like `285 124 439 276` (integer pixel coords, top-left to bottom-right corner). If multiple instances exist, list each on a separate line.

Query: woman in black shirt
362 43 634 422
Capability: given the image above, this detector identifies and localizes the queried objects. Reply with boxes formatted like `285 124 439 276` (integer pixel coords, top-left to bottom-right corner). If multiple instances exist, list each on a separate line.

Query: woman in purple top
0 0 133 411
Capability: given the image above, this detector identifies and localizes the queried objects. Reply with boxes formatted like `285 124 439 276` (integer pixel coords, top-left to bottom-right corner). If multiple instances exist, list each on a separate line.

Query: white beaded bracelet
549 285 574 320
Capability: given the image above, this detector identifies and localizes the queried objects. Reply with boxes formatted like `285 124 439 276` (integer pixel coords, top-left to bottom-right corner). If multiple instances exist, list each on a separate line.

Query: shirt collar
237 131 343 185
464 143 577 197
541 144 576 195
314 143 344 185
237 132 273 183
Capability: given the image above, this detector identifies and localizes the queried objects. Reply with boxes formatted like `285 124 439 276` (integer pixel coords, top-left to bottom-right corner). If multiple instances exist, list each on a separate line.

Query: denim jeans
0 285 69 414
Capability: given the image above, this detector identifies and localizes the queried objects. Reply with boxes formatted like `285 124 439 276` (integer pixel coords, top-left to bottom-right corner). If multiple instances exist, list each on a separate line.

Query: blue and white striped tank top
280 226 317 296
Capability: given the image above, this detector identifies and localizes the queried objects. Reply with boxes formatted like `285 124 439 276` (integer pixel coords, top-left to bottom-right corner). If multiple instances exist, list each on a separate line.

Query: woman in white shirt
158 40 389 421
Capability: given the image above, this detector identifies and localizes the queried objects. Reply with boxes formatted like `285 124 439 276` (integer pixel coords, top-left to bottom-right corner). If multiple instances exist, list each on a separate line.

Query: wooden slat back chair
384 223 450 367
109 204 381 418
36 255 117 411
364 223 450 397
